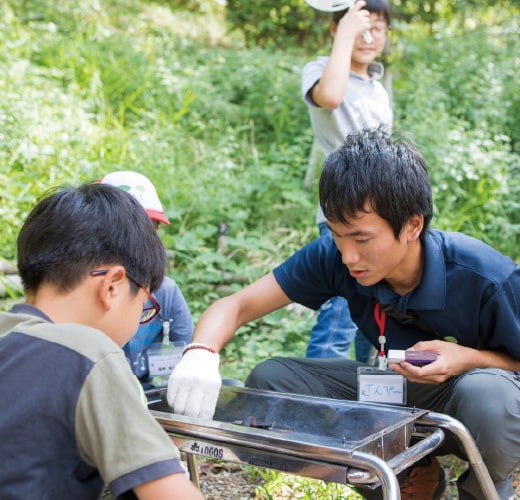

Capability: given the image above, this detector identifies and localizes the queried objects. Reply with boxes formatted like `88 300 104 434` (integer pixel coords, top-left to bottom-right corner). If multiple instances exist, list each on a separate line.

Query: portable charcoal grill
147 385 498 500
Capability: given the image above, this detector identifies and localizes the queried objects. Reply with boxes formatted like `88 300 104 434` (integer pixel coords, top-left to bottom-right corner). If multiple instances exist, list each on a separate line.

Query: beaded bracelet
182 343 218 355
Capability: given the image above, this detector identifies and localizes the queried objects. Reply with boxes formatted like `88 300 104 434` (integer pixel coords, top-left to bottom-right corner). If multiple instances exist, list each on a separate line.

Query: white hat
99 171 170 225
304 0 354 11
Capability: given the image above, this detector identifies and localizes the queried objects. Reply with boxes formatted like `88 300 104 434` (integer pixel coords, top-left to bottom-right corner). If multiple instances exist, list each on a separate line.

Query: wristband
182 342 218 355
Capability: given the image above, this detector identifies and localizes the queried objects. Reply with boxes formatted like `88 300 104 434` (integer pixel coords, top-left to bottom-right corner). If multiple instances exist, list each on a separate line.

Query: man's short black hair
17 183 167 294
333 0 391 26
319 127 433 241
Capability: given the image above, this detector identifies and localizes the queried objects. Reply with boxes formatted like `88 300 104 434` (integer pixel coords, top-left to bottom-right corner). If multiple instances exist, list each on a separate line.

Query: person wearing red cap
100 171 194 388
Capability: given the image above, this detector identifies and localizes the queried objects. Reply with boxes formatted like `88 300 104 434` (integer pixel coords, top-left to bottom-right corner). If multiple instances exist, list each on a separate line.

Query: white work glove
167 344 221 420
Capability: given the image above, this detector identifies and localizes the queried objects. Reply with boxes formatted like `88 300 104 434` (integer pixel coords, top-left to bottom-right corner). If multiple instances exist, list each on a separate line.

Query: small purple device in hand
387 349 437 366
405 350 437 366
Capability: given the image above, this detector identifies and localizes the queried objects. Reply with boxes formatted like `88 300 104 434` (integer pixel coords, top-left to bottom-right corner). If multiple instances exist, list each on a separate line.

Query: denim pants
306 223 372 361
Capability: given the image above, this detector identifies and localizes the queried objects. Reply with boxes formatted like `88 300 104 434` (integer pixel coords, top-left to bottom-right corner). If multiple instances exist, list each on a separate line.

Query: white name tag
357 367 406 404
148 345 183 376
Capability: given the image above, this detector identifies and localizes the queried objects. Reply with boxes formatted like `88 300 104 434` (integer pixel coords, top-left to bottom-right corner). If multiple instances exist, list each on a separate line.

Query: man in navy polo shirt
169 128 520 499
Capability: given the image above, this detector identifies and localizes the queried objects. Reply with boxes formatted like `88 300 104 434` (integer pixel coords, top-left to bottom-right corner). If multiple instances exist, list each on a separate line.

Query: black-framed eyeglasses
90 269 161 324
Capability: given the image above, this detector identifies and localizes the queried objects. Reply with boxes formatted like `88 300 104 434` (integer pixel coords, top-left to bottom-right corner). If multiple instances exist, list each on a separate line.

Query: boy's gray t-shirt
302 57 393 224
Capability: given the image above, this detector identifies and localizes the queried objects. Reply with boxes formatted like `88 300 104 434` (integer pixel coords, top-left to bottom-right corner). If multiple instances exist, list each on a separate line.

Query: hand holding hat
304 0 373 43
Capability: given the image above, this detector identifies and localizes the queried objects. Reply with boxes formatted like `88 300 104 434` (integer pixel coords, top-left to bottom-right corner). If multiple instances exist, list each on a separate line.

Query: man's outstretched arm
167 273 292 419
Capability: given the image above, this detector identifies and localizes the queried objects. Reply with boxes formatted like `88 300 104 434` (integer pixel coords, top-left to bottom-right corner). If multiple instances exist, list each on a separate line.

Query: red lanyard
374 302 387 369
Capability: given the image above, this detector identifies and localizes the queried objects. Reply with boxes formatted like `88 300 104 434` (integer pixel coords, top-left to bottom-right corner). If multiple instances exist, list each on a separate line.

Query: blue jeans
306 224 373 361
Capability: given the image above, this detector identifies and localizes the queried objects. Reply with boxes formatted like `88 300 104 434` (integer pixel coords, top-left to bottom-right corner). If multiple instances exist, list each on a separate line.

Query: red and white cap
99 171 170 225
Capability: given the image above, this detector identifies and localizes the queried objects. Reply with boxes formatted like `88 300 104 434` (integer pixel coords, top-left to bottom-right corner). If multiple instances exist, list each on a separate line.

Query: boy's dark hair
17 183 167 294
333 0 391 26
319 127 433 241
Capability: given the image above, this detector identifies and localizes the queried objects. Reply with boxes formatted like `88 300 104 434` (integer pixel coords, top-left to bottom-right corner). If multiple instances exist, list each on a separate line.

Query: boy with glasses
0 183 203 499
302 0 392 364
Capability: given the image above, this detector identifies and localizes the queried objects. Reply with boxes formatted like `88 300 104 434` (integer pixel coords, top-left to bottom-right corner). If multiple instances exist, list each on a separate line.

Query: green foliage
392 14 520 257
256 469 363 499
225 0 330 49
391 0 520 26
0 1 320 384
220 303 315 381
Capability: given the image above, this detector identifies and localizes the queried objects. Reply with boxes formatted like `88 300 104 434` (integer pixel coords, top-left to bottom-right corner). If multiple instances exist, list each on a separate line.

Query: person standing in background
100 171 194 388
302 0 392 361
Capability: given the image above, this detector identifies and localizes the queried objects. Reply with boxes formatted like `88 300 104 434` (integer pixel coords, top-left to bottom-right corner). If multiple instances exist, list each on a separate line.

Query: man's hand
167 346 221 420
390 340 520 384
388 340 475 384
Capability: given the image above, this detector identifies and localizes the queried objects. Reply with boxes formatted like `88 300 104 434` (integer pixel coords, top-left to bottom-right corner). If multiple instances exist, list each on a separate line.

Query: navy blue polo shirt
274 229 520 359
